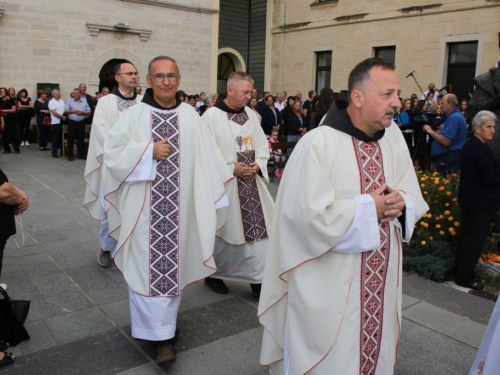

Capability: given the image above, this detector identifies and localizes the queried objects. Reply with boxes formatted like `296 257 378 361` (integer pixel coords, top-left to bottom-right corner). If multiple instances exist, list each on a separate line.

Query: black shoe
68 157 74 161
14 151 20 154
52 154 59 158
3 151 10 154
204 277 229 294
79 156 87 160
250 283 261 299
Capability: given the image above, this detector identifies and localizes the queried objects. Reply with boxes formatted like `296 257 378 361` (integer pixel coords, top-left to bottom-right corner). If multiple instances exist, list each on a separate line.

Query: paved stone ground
0 146 495 374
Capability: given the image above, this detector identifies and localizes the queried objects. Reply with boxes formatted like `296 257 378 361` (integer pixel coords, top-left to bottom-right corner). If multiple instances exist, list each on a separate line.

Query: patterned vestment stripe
149 110 181 297
352 139 391 375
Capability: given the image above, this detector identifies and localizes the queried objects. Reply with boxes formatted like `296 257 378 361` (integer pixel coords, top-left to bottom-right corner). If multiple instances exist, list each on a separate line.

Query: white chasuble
202 106 274 283
84 92 142 220
103 101 232 297
469 296 500 375
258 121 428 375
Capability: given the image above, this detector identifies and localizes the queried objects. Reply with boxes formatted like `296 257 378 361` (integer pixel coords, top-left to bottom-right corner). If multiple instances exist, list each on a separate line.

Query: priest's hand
243 162 260 179
369 184 405 223
233 162 248 179
153 138 172 161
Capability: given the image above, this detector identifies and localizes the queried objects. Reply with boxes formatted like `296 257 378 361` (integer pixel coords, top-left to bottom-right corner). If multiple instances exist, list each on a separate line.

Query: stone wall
0 0 217 99
270 0 500 97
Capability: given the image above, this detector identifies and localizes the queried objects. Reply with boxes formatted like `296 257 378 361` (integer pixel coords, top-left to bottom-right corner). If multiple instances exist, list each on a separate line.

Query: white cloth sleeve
332 194 380 254
125 143 156 184
227 163 235 175
394 192 416 242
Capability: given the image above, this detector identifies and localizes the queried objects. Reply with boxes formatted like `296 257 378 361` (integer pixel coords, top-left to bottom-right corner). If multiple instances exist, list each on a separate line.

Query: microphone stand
407 72 433 110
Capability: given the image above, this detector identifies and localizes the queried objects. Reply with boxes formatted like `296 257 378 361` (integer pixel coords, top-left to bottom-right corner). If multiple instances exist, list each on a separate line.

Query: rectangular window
374 46 396 64
447 41 478 102
315 51 332 93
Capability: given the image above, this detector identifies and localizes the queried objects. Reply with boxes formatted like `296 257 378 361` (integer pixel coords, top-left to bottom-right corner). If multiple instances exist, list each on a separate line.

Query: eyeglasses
149 73 179 83
117 72 139 76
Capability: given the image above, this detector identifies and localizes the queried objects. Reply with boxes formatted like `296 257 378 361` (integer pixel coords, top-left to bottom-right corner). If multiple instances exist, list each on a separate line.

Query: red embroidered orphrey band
236 150 268 243
149 110 181 297
352 139 391 375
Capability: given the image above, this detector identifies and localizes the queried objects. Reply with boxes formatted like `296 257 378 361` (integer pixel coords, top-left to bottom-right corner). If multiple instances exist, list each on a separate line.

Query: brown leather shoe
156 344 176 365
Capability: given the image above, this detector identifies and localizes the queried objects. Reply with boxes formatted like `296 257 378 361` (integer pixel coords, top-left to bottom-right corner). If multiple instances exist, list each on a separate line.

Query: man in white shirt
421 83 439 103
48 89 66 158
274 91 286 111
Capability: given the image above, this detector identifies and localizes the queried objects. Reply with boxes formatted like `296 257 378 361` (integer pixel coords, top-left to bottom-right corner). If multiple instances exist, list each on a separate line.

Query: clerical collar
141 88 181 110
112 86 137 100
214 96 245 114
321 99 385 142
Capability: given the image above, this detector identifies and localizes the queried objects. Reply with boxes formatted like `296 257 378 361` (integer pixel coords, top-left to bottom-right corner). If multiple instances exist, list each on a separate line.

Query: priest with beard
84 62 143 268
258 58 428 375
202 72 274 298
102 56 232 365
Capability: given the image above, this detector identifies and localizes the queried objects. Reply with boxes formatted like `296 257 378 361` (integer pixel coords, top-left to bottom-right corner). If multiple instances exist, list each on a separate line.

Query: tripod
412 127 432 171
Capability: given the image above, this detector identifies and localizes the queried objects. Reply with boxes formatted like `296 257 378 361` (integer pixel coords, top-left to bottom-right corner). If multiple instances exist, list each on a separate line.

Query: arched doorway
98 58 130 93
216 48 247 94
217 54 235 94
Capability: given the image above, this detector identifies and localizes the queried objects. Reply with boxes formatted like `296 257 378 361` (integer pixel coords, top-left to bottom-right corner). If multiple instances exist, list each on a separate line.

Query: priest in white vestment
102 56 232 365
202 71 274 298
84 62 142 267
258 58 428 375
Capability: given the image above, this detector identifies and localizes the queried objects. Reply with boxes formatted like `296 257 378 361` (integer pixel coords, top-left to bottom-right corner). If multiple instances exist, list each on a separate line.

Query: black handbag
0 286 30 346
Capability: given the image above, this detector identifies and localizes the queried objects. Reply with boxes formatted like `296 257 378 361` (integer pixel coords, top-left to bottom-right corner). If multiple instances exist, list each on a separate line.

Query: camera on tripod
408 110 438 133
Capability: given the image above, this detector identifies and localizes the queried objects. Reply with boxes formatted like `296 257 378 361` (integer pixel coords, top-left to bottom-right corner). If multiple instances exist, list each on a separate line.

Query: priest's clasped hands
369 184 406 223
234 162 260 180
153 138 172 161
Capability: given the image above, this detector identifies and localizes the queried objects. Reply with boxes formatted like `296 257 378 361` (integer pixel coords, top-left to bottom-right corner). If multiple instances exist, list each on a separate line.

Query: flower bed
403 170 499 292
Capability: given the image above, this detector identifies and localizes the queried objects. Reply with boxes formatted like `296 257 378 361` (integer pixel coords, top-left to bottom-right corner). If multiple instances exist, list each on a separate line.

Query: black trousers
51 123 62 156
455 207 493 286
67 119 85 158
18 115 31 142
2 120 20 152
0 238 6 278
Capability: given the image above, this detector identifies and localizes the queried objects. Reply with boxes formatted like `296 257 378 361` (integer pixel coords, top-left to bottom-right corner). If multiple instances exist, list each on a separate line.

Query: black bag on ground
0 286 30 346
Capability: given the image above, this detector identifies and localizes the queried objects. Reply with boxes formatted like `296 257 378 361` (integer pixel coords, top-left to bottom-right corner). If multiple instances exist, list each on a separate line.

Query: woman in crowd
0 87 20 154
310 87 335 129
177 90 186 103
281 96 295 135
8 88 16 100
249 97 262 125
16 89 33 147
411 96 419 110
199 94 216 116
188 95 199 114
460 99 470 127
259 94 281 137
285 98 308 142
33 89 50 151
399 98 414 155
196 92 205 110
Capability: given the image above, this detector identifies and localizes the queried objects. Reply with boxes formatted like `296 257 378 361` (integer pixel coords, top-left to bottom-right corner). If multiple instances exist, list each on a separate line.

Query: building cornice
86 23 152 42
274 2 500 34
119 0 219 14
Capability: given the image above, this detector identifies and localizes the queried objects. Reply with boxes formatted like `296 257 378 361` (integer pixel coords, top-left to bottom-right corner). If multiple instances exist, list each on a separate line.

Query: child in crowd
268 130 285 178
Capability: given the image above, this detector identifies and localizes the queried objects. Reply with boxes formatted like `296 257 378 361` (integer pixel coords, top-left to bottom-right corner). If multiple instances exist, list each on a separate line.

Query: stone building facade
0 0 272 99
271 0 500 101
0 0 218 98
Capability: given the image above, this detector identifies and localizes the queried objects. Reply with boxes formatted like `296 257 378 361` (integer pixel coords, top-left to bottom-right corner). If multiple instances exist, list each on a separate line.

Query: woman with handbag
34 89 51 151
17 89 33 147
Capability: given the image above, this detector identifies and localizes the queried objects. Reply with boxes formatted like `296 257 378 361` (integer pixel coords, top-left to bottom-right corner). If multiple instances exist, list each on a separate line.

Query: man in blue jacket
423 94 467 175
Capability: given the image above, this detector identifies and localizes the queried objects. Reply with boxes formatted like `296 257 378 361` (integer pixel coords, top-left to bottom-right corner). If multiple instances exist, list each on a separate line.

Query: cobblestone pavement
0 146 494 374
